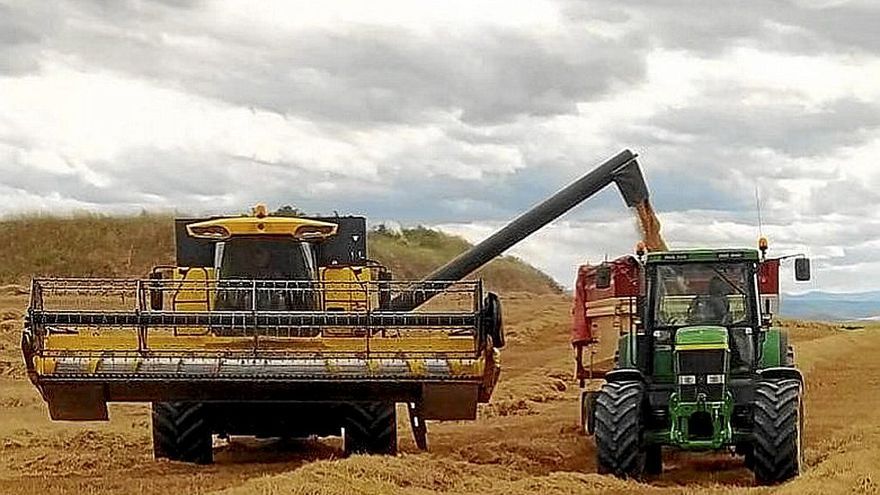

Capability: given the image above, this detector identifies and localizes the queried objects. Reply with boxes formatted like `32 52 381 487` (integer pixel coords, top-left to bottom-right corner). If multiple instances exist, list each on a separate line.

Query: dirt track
1 292 878 494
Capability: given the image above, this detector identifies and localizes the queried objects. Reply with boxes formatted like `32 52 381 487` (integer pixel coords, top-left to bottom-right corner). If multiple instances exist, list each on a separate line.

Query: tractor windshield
652 262 756 328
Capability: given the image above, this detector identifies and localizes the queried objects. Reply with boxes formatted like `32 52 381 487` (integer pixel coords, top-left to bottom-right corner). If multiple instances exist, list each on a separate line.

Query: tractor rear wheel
343 402 397 456
151 402 213 464
594 381 646 478
751 379 803 484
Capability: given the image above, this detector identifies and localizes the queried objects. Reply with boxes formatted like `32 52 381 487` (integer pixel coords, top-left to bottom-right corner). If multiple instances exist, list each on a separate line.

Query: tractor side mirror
595 265 612 289
795 258 811 282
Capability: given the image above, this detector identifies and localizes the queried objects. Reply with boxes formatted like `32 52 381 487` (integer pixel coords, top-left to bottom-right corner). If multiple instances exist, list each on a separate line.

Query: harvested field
1 292 878 494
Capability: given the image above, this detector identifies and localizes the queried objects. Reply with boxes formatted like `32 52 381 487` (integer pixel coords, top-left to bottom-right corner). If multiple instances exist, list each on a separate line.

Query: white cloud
2 0 880 295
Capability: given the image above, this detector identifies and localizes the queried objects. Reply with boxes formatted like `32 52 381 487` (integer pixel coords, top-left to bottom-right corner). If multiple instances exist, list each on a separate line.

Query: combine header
23 149 656 464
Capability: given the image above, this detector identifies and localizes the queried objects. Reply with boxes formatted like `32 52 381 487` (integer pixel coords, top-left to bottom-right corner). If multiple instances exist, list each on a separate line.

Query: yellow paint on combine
187 216 338 240
43 333 477 354
407 359 428 376
171 267 216 312
320 266 381 312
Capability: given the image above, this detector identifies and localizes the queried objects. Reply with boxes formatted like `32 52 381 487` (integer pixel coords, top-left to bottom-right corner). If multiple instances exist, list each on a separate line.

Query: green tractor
580 248 811 484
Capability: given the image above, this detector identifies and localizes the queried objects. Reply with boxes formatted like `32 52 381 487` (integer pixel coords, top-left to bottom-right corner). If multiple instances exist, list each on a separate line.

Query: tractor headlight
706 374 725 384
678 375 696 385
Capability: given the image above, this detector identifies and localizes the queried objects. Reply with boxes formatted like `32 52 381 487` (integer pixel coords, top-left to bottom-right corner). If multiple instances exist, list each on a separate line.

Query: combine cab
574 246 812 484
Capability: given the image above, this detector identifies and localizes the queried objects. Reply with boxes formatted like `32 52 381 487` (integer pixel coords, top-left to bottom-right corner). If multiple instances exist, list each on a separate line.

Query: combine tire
752 379 803 485
344 402 397 455
594 381 646 478
151 402 213 464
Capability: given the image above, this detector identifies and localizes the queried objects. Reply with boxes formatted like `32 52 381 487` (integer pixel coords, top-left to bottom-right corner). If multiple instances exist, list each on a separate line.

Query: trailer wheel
594 381 646 478
151 402 213 464
751 379 803 485
343 402 397 455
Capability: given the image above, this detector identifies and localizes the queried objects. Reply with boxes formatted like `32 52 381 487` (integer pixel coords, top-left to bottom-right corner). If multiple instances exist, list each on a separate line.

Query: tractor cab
646 250 762 375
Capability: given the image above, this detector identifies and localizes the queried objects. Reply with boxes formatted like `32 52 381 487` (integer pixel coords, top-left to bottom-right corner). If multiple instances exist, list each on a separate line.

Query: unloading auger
22 149 653 464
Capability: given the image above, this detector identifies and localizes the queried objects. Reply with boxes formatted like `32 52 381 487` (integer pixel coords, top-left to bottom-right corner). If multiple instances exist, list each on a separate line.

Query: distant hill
0 214 561 294
781 291 880 321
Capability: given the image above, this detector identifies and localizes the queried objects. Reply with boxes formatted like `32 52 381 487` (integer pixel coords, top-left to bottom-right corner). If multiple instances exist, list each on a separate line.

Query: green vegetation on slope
0 215 561 294
0 214 176 283
369 226 561 294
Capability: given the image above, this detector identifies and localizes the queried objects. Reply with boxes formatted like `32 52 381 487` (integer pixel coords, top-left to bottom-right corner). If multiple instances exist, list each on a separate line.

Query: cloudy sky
2 0 879 293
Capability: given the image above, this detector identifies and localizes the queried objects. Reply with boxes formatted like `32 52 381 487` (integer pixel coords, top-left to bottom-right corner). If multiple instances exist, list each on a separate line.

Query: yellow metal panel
172 267 215 312
46 332 139 351
320 266 378 311
407 359 427 376
187 216 338 240
44 333 477 354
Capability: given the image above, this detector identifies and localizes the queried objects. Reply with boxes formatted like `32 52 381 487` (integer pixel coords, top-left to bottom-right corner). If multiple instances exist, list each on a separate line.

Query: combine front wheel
594 381 646 478
343 402 398 456
751 379 803 484
151 402 213 464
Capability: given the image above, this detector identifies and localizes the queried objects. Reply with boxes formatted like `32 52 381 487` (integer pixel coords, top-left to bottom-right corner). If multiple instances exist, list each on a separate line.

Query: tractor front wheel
751 379 803 484
594 381 646 478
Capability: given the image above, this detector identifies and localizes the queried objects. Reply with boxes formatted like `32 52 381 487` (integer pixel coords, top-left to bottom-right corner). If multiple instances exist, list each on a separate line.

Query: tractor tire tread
751 379 803 485
594 381 646 478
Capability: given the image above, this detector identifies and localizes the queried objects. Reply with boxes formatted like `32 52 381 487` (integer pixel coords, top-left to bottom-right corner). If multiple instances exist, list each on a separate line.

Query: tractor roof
186 215 338 242
646 249 759 264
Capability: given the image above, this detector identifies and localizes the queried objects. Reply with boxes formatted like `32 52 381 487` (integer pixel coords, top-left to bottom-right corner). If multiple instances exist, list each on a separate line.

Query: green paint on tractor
646 249 760 264
675 325 729 348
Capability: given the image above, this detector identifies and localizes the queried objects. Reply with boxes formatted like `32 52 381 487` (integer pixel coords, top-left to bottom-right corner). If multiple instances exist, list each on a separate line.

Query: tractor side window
653 263 754 328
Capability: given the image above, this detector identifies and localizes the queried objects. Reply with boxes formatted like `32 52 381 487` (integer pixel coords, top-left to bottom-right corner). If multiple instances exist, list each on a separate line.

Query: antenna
754 185 764 237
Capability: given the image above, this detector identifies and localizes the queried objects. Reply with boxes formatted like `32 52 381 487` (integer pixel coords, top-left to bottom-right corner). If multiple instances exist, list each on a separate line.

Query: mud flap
44 384 108 421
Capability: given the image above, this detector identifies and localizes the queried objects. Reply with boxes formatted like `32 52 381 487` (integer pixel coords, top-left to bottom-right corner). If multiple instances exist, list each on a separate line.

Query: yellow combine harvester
22 149 654 464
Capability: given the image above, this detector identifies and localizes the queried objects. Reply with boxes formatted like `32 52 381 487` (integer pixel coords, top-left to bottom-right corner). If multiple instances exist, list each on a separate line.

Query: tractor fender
757 367 804 385
605 368 645 384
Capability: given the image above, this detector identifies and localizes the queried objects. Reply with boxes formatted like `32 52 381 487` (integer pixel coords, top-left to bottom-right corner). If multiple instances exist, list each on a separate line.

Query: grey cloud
565 0 880 56
0 1 647 124
647 96 880 158
0 2 50 74
807 177 880 217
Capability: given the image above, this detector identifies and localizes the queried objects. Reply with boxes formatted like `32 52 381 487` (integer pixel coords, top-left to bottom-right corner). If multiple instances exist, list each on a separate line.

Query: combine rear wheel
594 381 646 478
343 402 397 455
151 402 213 464
751 379 803 485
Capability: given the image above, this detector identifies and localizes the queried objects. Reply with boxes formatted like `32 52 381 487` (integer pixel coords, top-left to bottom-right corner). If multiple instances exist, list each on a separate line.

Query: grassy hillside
0 215 561 294
369 226 561 294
